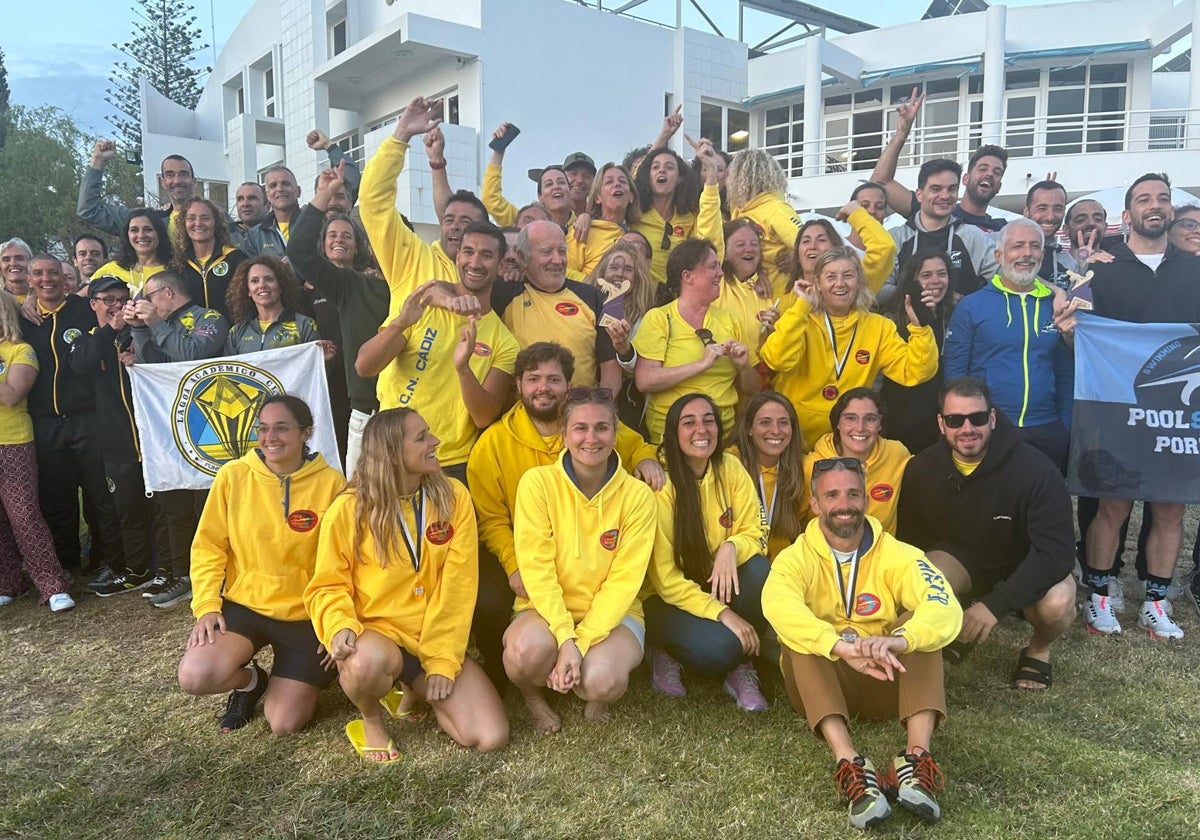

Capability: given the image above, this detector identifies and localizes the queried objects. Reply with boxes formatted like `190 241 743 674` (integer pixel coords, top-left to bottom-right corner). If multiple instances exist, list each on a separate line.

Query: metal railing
762 106 1199 177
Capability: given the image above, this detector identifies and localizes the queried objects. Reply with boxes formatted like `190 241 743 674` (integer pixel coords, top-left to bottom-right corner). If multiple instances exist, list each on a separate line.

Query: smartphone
488 124 520 152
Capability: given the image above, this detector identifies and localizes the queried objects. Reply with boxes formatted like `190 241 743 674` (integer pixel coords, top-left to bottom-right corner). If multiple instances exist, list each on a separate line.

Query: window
1044 63 1128 155
701 101 750 152
264 66 275 118
764 103 803 177
824 90 883 172
446 94 460 126
330 19 347 56
333 130 363 165
236 86 245 116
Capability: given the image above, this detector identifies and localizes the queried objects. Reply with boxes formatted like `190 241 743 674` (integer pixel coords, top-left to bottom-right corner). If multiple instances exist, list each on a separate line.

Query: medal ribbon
398 490 425 573
824 312 859 383
833 549 861 620
756 470 777 527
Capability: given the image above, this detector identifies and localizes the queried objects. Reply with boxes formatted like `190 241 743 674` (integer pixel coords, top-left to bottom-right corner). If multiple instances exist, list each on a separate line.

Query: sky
4 0 1092 139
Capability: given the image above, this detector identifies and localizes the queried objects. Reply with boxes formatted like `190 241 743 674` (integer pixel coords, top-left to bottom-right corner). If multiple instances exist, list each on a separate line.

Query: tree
0 48 11 150
106 0 210 155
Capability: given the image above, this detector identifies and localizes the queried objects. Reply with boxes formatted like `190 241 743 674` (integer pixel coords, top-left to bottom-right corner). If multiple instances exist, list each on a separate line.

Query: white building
140 0 1200 231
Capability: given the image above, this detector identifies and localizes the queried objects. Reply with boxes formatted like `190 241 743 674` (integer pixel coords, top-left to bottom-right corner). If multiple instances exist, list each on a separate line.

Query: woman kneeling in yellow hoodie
305 409 508 762
177 395 346 735
503 389 657 733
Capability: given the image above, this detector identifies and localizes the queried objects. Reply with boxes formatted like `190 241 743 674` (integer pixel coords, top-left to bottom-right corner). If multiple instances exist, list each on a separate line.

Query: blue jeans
644 554 770 675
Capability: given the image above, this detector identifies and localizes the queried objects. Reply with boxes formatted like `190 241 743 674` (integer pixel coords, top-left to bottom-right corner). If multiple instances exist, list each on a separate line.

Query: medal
823 384 839 400
839 628 859 643
823 313 858 400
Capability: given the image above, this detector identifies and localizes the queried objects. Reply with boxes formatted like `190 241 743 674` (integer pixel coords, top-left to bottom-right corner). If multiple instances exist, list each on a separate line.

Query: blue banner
1068 313 1200 503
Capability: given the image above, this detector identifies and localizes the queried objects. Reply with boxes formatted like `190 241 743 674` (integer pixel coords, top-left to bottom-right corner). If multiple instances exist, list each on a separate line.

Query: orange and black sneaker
883 749 945 822
834 756 891 830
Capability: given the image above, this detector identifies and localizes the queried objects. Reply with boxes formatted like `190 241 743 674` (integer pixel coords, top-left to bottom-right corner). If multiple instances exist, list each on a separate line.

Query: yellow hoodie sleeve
758 295 813 374
358 136 425 298
614 422 657 472
649 485 725 621
886 548 964 654
761 195 804 256
762 541 843 659
721 456 770 563
190 466 233 618
874 317 939 387
574 481 656 657
466 436 520 576
566 235 589 282
483 163 518 228
514 470 579 647
847 207 897 295
697 182 725 264
416 483 479 680
304 494 366 648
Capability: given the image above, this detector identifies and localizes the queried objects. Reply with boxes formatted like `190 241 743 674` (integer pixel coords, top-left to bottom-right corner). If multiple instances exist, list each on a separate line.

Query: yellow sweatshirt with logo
360 136 458 319
763 516 962 659
633 183 724 284
514 454 657 657
804 434 910 535
190 451 346 622
649 452 769 620
760 297 938 446
467 402 657 576
305 478 478 681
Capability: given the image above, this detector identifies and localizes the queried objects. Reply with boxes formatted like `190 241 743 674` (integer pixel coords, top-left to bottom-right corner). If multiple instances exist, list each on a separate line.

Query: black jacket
896 412 1075 618
68 324 140 462
1090 242 1200 324
20 295 99 418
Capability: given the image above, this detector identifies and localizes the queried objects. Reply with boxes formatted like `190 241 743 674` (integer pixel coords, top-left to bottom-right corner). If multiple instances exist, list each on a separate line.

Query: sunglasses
813 456 864 474
941 411 991 429
566 387 613 402
661 221 673 251
695 328 716 346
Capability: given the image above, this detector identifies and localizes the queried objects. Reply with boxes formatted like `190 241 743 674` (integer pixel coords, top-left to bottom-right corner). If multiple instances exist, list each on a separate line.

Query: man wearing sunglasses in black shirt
896 376 1076 691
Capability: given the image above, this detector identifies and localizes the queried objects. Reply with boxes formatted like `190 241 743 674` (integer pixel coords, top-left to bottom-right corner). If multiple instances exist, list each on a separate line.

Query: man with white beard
942 218 1074 473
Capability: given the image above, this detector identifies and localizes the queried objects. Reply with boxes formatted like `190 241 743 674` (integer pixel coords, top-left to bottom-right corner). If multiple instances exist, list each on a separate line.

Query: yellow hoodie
729 446 810 560
731 192 804 299
649 451 769 620
190 451 346 622
716 274 773 362
804 433 910 535
467 401 657 576
763 516 962 659
305 478 478 681
633 183 724 284
759 296 938 446
514 454 656 657
359 137 458 320
567 219 625 280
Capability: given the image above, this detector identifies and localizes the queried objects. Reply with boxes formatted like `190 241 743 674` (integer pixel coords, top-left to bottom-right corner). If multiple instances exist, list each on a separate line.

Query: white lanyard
397 490 425 573
832 549 860 620
824 312 858 381
756 470 777 526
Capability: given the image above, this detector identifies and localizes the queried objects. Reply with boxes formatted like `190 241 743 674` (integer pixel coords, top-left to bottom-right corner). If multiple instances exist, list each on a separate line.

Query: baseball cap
88 275 129 298
562 152 596 173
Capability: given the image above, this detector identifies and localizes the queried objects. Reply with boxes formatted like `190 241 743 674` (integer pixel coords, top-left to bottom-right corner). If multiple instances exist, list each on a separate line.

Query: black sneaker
219 662 269 732
150 576 191 609
94 569 154 597
142 574 169 599
86 566 119 593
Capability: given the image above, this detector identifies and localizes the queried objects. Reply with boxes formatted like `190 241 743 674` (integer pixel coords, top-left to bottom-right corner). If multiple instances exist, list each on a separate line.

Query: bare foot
361 716 399 761
583 700 612 723
520 689 562 734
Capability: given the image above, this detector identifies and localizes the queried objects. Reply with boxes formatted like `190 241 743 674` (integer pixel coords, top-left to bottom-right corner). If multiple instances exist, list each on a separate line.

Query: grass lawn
3 523 1200 839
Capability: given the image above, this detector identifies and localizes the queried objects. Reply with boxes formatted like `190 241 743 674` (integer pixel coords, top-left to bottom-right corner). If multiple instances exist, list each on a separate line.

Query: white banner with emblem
129 342 342 492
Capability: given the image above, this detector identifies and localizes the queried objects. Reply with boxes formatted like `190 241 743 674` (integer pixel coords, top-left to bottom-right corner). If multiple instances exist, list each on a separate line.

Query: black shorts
397 646 424 687
222 600 336 687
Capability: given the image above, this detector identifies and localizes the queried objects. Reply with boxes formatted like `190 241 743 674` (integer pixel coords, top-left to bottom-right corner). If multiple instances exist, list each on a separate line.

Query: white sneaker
48 593 76 613
1084 593 1122 635
1107 577 1125 613
0 594 13 606
1138 599 1184 640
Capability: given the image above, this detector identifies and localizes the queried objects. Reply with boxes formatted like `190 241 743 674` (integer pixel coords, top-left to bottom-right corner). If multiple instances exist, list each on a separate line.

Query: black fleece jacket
896 412 1075 619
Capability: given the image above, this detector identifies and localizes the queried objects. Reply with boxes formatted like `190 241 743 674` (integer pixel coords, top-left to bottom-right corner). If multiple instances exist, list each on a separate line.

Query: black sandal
1010 647 1052 690
941 639 976 665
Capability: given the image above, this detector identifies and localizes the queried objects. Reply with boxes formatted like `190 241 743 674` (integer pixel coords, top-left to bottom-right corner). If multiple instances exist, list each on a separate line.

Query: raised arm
652 104 683 151
424 125 452 221
481 123 519 227
869 88 925 216
77 140 129 236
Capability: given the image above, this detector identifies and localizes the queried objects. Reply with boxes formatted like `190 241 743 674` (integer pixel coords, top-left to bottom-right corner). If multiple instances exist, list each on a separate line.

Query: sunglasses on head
813 456 864 474
695 328 716 346
566 387 613 402
941 411 990 429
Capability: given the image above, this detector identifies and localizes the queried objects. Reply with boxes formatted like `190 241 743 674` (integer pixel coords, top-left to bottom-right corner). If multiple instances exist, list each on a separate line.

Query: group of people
1 88 1197 831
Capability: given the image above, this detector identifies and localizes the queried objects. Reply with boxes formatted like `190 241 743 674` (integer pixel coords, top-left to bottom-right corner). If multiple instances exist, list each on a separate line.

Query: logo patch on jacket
555 301 580 316
212 261 229 277
63 328 82 344
287 510 318 532
719 507 733 528
869 484 893 502
599 528 620 550
855 349 871 365
473 342 493 357
855 593 881 616
426 520 455 545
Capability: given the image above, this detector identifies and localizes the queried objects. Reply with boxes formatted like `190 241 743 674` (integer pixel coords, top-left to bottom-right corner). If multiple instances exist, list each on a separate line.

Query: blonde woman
568 163 641 279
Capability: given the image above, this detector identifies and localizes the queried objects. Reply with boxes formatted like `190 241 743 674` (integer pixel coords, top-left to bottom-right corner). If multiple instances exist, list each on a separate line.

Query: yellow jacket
732 192 804 299
467 402 657 576
482 162 520 228
360 137 458 318
92 260 167 296
514 454 656 657
716 274 774 362
567 219 624 280
763 516 962 659
305 479 478 681
845 207 897 295
804 434 910 535
730 446 810 560
759 297 938 445
191 452 346 622
649 452 768 620
633 183 724 284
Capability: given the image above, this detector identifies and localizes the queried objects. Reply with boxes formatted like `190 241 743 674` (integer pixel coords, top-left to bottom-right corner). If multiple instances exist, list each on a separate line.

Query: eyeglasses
941 411 991 429
566 387 613 402
143 286 167 300
256 423 298 435
695 328 716 346
813 456 865 474
95 295 130 306
839 412 881 426
1171 218 1200 232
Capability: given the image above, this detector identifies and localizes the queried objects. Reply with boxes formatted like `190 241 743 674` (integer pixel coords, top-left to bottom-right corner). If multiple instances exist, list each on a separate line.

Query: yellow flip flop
344 719 401 765
380 686 429 723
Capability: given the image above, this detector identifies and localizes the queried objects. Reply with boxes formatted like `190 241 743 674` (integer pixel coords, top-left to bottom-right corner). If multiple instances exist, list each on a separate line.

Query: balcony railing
763 107 1197 178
